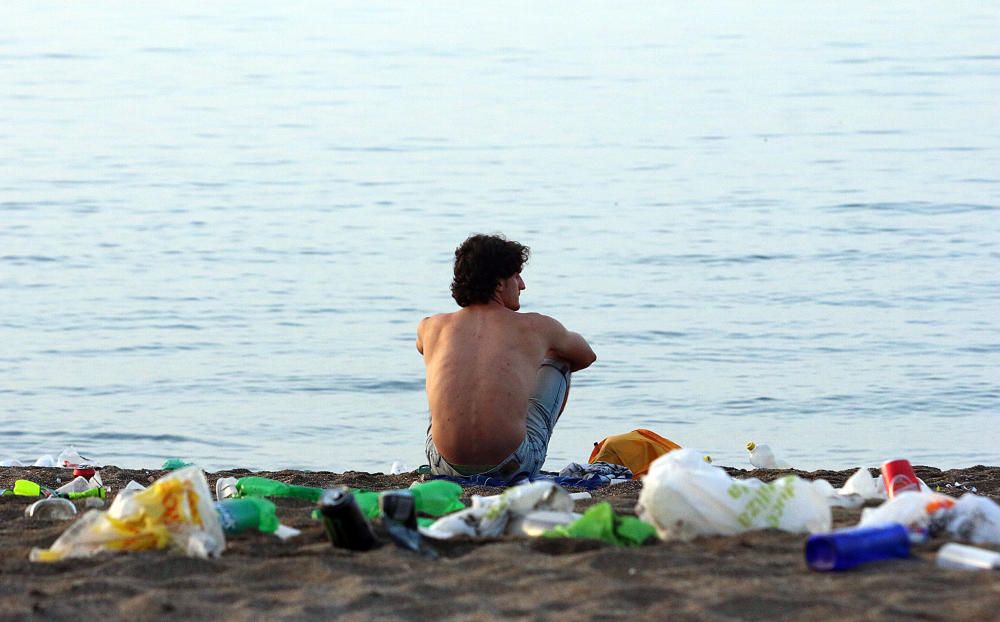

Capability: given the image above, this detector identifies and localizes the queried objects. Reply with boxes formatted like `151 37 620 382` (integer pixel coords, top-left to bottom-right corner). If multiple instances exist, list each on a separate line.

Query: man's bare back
418 266 596 468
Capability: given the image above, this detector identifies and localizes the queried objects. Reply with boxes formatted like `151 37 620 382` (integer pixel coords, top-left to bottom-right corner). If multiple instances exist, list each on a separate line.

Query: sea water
1 2 997 472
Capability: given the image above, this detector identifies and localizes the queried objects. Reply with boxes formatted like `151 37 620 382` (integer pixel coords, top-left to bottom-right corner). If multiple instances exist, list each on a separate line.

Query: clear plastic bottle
936 543 1000 571
746 441 790 469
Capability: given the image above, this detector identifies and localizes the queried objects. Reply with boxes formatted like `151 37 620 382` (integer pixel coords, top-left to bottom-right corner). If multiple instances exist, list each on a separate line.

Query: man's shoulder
516 311 562 331
421 310 460 322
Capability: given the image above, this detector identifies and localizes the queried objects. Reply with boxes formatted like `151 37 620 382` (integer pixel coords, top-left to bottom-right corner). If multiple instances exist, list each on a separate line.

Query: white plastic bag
944 494 1000 544
33 455 56 467
31 466 225 562
422 481 574 540
858 491 955 534
636 449 832 541
56 446 96 468
857 490 1000 544
838 467 883 500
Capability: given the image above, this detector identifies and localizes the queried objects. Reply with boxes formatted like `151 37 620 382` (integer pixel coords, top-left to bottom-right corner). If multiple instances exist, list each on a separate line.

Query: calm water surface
2 2 998 472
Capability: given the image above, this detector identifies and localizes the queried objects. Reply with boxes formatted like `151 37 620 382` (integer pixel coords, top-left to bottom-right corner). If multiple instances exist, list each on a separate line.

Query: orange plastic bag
589 429 681 479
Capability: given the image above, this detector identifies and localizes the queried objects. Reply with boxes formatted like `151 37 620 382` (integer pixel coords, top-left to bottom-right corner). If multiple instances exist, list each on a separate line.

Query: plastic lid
746 441 756 451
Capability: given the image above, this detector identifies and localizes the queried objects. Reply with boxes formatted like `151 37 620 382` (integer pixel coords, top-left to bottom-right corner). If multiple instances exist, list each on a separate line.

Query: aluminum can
881 459 920 498
379 490 417 530
318 486 377 551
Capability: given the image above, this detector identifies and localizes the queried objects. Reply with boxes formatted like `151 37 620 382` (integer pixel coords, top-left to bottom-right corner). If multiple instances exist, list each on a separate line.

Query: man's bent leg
520 358 572 473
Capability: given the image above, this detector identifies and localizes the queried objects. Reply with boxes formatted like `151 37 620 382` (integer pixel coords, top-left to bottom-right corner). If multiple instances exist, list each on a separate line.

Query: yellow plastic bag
31 466 225 562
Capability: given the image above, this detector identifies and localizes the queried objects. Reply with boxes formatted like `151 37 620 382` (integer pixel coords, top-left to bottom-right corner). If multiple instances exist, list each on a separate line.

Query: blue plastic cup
805 523 910 571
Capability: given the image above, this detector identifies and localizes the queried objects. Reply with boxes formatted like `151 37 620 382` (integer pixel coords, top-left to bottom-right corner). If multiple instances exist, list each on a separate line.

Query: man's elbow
571 350 596 372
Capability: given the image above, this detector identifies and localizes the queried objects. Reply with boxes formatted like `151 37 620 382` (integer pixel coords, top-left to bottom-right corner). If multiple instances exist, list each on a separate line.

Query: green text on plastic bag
542 502 656 547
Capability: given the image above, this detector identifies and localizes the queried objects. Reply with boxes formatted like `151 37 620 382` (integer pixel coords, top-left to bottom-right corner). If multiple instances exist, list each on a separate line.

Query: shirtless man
417 234 596 478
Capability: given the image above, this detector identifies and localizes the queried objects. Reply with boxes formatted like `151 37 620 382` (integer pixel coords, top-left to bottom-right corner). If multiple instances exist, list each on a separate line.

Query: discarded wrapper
30 466 225 562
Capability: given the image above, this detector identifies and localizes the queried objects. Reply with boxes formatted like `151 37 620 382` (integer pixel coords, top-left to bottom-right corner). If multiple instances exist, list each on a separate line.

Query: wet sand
2 464 998 621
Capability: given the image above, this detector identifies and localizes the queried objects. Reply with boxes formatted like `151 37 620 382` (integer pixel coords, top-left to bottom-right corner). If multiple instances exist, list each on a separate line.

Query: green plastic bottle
13 479 105 500
214 498 280 534
13 480 53 497
64 487 106 501
353 490 381 519
352 482 464 520
235 477 325 503
408 480 464 516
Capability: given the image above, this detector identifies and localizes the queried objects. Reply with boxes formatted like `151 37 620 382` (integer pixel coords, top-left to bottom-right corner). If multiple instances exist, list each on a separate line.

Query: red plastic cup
73 467 96 478
881 459 920 498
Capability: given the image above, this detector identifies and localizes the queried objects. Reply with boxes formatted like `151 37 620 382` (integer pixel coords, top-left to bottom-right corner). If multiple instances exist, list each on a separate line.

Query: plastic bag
636 448 832 541
422 481 574 539
33 455 56 467
56 446 96 468
948 494 1000 545
31 466 224 562
860 491 1000 544
858 491 955 535
837 467 883 502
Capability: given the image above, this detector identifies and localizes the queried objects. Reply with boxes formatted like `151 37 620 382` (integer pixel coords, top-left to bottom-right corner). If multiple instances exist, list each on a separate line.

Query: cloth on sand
589 429 681 479
559 461 633 481
430 472 617 491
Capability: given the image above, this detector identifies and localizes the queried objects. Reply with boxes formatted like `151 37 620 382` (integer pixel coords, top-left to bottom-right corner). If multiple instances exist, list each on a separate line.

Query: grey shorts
425 358 572 478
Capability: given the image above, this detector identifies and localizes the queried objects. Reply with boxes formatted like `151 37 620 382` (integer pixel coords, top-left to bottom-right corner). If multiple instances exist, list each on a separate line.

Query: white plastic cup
936 543 1000 571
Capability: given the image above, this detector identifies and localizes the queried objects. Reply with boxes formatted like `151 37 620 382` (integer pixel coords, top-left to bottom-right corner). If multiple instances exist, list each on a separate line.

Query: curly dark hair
451 234 530 307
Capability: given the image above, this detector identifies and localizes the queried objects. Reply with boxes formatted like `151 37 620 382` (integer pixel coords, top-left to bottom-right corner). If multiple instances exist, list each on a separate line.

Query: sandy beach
1 464 998 621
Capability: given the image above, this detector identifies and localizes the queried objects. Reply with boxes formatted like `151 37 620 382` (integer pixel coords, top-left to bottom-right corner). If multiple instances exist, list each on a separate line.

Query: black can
319 486 378 551
379 490 417 530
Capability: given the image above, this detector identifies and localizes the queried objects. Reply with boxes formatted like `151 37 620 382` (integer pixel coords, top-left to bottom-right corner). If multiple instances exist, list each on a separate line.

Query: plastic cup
881 459 920 498
805 523 911 571
25 498 77 520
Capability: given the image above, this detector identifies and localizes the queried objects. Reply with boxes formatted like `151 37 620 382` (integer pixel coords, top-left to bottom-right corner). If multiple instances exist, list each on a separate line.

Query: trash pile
3 437 998 572
637 448 1000 571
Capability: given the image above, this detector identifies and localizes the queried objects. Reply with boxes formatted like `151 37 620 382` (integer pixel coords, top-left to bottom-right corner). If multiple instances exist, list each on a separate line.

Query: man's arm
416 317 427 355
537 315 596 372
